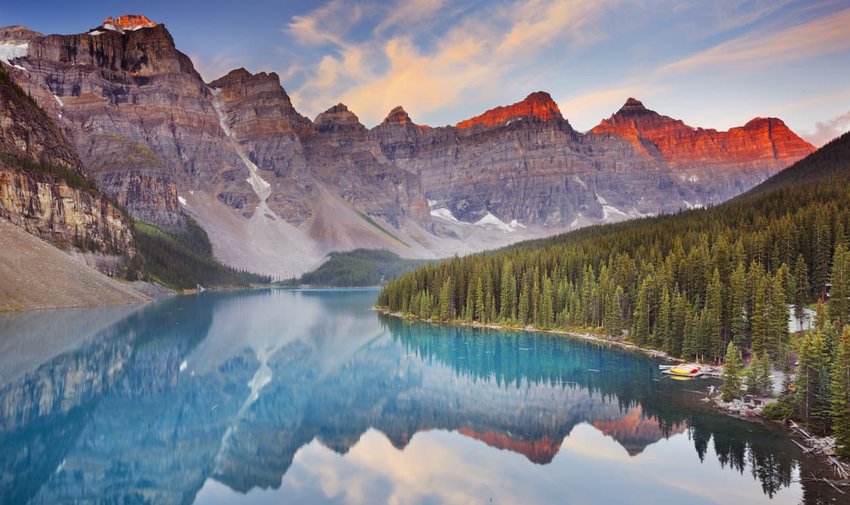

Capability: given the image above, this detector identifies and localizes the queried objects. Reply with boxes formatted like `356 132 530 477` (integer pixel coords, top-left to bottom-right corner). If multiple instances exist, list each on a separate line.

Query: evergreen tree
767 273 788 362
831 326 850 458
499 259 517 322
830 243 850 326
465 281 475 321
722 341 743 402
439 276 454 321
704 269 723 359
730 263 749 349
745 353 774 397
632 278 651 346
797 330 832 432
539 274 554 328
475 277 485 322
793 254 810 326
518 272 530 325
656 287 671 352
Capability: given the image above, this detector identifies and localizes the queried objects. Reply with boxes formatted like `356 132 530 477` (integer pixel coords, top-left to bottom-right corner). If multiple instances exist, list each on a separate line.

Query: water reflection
0 289 839 504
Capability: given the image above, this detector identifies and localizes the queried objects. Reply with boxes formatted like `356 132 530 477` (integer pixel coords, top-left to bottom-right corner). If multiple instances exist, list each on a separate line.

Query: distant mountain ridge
0 15 816 277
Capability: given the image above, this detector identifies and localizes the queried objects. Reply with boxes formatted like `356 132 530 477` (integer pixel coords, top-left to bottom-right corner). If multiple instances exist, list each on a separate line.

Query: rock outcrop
0 63 134 252
10 19 253 227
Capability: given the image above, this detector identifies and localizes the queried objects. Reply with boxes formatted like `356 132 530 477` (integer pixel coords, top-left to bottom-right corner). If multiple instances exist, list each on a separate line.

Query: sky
2 0 849 145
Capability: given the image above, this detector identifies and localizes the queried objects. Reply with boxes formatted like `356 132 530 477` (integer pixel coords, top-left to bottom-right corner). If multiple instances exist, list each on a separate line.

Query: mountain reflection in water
0 289 840 504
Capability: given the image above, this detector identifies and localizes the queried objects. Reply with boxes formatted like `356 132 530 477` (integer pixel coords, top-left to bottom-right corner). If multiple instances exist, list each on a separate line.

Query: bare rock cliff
0 64 133 253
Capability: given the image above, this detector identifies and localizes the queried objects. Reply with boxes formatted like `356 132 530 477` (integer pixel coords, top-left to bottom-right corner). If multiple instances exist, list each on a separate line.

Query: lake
0 289 840 504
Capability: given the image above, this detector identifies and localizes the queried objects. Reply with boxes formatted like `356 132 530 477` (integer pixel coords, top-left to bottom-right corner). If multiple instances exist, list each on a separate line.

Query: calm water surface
0 289 840 504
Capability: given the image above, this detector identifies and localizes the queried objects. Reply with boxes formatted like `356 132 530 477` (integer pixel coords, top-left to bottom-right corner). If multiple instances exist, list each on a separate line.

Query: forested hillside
378 132 850 448
286 249 426 287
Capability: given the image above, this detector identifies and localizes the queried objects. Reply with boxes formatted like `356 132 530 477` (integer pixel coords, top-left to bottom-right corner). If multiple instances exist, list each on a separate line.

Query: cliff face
0 63 133 252
305 103 431 229
12 20 253 226
208 69 314 223
0 167 133 251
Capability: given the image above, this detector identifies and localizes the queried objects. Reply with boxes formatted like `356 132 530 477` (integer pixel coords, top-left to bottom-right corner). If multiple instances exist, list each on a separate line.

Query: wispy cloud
661 6 850 73
286 0 615 125
287 0 363 47
804 111 850 147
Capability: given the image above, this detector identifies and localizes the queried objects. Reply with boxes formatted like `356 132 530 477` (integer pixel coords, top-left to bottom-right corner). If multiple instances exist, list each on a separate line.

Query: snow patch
88 30 105 36
210 88 272 202
101 23 148 33
602 205 629 221
475 212 520 233
572 176 588 189
0 42 28 66
682 200 704 210
430 207 461 223
602 204 653 223
179 360 188 372
431 207 524 232
178 196 187 206
596 193 608 205
53 94 64 107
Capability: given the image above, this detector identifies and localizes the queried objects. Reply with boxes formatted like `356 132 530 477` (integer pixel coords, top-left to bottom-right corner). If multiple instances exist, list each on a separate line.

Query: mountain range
0 15 815 279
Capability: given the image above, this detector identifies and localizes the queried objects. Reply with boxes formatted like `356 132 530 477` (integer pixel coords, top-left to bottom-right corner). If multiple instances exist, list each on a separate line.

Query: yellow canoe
666 364 704 377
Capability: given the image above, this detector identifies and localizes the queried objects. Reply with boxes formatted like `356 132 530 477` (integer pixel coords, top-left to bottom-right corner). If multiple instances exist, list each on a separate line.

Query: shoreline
374 307 685 363
376 307 850 484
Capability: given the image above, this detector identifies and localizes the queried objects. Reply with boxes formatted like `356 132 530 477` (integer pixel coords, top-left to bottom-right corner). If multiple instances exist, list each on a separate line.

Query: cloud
287 0 614 126
374 0 447 34
804 111 850 147
286 0 362 47
661 6 850 73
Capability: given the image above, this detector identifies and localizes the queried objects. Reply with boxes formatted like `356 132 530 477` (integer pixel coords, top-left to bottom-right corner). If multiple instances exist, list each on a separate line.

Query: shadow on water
0 289 842 504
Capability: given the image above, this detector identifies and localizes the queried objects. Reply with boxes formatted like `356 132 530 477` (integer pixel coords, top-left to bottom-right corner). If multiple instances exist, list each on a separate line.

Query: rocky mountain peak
382 106 414 125
209 68 277 89
0 25 42 43
456 91 563 128
591 100 815 166
102 14 158 32
618 97 650 114
314 103 365 133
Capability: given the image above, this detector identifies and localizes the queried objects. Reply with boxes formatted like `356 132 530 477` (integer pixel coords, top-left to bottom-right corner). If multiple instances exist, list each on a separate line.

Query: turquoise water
0 289 839 504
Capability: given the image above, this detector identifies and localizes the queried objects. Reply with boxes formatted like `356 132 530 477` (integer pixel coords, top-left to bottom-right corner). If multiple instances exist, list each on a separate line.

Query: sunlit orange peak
456 91 562 129
102 15 158 31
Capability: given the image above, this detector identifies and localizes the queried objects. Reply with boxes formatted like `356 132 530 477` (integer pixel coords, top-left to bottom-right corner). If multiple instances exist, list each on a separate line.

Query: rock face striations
0 16 816 277
0 63 133 253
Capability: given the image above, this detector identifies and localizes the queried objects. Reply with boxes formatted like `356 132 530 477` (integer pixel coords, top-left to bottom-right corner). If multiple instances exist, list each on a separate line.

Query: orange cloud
289 0 614 126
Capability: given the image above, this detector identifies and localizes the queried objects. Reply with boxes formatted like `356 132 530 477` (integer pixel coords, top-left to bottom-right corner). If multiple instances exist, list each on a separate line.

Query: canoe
663 364 704 377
